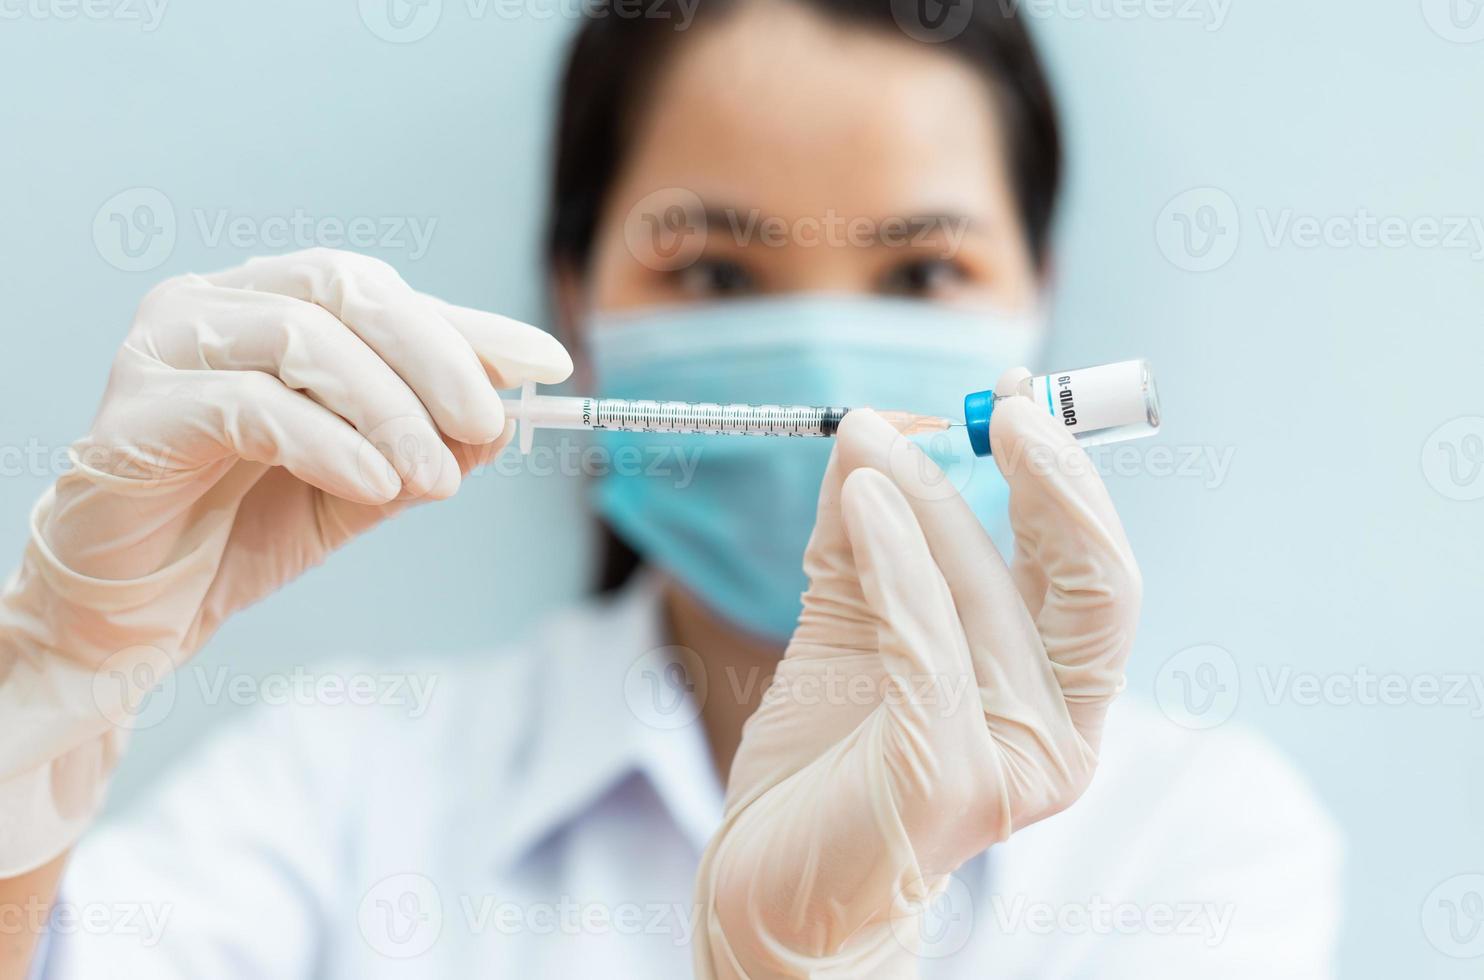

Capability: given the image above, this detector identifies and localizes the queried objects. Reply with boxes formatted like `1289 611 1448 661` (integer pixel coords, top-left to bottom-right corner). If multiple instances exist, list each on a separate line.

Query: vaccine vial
962 359 1161 457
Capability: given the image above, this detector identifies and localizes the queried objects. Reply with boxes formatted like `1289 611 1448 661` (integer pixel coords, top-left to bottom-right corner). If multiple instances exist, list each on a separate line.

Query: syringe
501 359 1160 456
500 381 948 454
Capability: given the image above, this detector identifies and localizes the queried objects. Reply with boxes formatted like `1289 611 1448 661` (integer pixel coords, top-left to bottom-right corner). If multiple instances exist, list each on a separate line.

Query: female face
571 0 1044 324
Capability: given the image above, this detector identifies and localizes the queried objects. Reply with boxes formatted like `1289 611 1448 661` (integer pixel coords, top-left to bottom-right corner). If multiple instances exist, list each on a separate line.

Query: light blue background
1 1 1481 976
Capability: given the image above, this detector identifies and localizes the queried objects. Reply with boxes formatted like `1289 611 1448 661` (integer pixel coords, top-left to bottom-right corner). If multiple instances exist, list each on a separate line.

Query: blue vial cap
963 389 995 457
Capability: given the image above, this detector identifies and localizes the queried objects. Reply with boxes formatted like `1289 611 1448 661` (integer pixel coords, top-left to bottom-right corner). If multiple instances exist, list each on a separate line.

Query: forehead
610 1 1013 223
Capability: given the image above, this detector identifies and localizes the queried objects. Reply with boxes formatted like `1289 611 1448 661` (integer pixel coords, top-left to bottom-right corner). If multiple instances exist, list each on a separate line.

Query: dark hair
548 0 1062 276
544 0 1064 592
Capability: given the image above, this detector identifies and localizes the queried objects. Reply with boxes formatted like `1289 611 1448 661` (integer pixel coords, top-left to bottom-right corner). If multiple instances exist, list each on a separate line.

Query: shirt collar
481 573 725 873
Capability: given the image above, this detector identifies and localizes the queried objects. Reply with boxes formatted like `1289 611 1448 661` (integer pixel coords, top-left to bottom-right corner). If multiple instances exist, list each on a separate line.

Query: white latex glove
693 369 1142 979
0 248 571 875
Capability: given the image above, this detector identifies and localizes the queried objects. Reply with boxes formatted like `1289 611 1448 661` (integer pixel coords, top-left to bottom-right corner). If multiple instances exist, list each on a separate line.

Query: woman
0 0 1341 976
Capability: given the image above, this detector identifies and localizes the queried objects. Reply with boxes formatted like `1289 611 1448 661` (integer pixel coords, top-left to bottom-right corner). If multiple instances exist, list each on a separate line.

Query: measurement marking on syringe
589 399 843 437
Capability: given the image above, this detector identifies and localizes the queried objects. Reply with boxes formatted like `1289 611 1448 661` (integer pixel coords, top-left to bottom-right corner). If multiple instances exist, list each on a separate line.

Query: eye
878 258 969 298
674 258 757 298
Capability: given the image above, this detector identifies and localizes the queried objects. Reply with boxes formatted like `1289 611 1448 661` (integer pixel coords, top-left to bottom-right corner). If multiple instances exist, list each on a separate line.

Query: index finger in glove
991 368 1050 617
838 467 988 750
790 436 878 655
988 379 1141 740
830 410 1071 749
425 297 573 389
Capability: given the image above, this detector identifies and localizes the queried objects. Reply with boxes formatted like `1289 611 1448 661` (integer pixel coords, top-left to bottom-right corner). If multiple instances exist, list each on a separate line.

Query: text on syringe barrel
585 399 848 437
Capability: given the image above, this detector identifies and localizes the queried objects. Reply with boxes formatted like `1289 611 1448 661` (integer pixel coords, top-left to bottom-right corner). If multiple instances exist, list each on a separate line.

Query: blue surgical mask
586 294 1043 640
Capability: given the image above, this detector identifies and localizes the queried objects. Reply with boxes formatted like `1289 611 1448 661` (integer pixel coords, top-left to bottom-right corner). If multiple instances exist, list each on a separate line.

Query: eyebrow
683 203 988 247
874 212 986 245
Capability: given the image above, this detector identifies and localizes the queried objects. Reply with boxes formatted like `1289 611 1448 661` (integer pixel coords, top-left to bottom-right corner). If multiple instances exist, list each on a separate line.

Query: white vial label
1035 360 1150 435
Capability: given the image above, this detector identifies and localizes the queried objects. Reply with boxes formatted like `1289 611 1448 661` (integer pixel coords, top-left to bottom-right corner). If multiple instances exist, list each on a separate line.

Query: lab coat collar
481 573 726 874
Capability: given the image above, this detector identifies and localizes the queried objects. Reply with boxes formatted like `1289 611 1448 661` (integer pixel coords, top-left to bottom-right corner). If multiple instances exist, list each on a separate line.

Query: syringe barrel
503 391 850 440
963 359 1161 457
589 399 847 437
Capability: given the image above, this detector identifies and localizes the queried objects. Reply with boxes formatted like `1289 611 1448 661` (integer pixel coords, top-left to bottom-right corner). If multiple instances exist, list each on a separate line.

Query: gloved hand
693 369 1142 979
0 248 571 875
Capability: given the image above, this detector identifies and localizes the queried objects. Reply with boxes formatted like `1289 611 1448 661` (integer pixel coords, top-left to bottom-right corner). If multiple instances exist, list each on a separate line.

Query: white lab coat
36 575 1343 978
